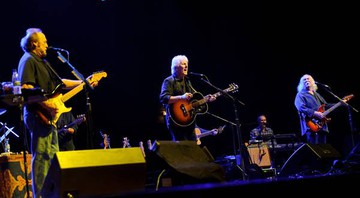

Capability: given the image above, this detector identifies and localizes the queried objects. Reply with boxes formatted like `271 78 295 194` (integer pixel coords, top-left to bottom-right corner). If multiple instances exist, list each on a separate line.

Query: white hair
171 55 188 75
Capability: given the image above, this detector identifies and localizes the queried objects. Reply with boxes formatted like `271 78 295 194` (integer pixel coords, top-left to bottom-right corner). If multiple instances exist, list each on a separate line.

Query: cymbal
0 109 6 116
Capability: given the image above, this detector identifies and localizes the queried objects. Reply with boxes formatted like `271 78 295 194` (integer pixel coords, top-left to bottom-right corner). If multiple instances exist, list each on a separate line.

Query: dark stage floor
111 172 360 198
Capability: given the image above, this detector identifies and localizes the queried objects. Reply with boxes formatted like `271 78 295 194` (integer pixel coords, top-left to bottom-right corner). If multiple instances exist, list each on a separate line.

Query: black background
1 0 359 158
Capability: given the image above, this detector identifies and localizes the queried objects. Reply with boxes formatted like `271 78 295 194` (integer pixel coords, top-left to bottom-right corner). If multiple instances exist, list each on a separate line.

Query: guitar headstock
90 71 107 80
87 71 107 87
75 114 86 124
226 83 239 93
343 94 354 102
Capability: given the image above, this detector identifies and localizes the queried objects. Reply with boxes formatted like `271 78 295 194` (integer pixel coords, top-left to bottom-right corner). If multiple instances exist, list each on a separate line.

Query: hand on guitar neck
204 94 217 103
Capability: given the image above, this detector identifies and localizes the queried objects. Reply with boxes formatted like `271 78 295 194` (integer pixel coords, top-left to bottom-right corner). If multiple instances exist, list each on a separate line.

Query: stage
110 172 360 198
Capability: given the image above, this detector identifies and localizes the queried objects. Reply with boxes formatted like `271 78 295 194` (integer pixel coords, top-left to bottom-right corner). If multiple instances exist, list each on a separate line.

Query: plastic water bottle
4 138 10 153
12 69 21 95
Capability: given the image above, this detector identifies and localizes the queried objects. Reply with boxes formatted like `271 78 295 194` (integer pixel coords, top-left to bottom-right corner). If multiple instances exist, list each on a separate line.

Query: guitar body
35 93 72 126
168 92 208 127
49 93 72 125
167 83 239 127
306 104 327 132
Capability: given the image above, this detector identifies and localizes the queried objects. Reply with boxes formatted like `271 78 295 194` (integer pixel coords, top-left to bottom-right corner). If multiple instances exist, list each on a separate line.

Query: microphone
48 46 68 52
188 72 205 77
315 81 330 88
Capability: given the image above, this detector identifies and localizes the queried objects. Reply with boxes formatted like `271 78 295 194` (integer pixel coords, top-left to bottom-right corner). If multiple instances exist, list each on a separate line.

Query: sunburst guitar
168 83 238 127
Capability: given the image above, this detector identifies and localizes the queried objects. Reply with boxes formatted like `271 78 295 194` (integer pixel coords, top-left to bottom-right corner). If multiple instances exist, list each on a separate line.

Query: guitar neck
61 82 86 103
322 94 353 117
192 92 221 107
196 130 216 139
58 117 84 133
323 102 342 117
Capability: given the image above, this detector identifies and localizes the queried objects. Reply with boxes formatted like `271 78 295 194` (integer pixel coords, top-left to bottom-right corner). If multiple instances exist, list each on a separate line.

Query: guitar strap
185 77 197 93
313 91 326 105
43 59 64 92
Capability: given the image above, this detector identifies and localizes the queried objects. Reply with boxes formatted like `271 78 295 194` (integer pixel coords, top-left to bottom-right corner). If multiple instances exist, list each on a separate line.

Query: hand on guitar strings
181 93 193 100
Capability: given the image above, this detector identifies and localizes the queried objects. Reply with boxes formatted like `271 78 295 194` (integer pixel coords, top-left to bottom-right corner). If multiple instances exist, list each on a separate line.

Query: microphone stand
56 52 94 90
56 51 95 149
322 87 358 148
200 78 249 180
205 111 236 127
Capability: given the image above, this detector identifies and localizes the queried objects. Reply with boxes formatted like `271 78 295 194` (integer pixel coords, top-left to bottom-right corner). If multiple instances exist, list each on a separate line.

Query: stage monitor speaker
41 147 146 198
278 143 341 177
152 141 226 184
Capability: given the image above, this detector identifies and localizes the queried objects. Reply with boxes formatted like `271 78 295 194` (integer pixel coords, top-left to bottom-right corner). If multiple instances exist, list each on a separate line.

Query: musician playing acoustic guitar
294 74 352 144
159 55 221 141
18 28 101 197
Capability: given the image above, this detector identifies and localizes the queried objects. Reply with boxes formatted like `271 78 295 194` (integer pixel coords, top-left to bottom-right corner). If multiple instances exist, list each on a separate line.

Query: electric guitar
57 114 86 135
35 71 107 126
195 125 226 145
306 94 354 132
168 83 238 127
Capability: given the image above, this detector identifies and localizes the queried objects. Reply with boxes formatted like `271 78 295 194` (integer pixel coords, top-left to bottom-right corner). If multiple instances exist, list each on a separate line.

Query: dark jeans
305 131 327 144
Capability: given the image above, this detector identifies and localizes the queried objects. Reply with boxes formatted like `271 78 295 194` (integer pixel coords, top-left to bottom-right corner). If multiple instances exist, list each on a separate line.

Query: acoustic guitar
168 83 238 127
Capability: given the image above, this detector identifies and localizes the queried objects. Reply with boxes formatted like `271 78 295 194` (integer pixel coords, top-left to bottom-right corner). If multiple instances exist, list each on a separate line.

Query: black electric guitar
57 114 86 135
168 83 238 127
306 94 354 132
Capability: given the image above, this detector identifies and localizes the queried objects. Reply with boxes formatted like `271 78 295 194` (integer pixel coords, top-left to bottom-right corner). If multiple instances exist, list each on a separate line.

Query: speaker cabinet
152 141 226 184
247 143 272 168
42 148 146 198
278 143 341 177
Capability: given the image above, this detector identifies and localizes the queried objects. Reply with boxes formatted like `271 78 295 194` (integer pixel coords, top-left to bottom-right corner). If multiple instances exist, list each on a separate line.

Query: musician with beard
294 74 351 144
